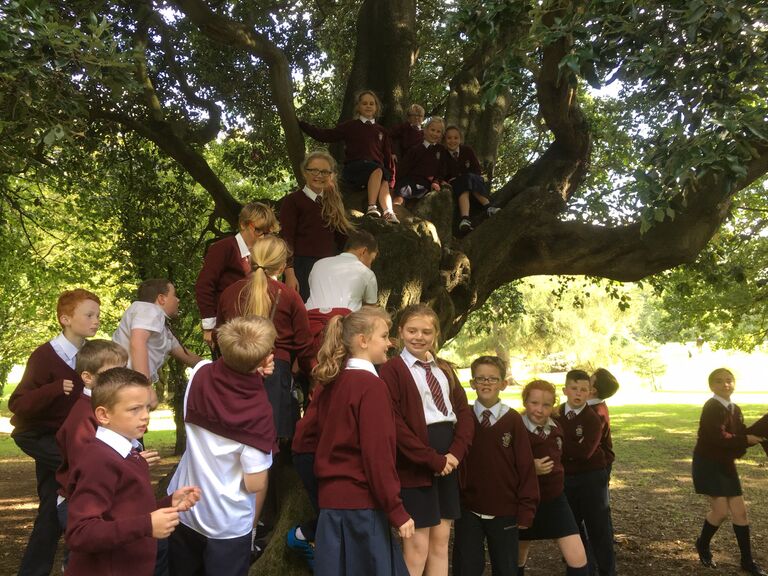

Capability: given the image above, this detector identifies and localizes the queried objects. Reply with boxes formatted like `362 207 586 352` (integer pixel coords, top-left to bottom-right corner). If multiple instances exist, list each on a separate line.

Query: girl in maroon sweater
299 91 399 223
394 117 450 204
312 308 414 576
518 380 588 576
280 150 354 301
692 368 766 575
217 235 315 439
379 304 473 576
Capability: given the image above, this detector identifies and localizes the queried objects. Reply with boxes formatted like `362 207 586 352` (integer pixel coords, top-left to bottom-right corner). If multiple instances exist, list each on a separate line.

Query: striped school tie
480 410 492 428
535 426 547 439
416 361 448 416
566 410 576 420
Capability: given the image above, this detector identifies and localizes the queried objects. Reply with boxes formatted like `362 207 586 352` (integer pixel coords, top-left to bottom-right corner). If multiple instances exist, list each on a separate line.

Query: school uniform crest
556 436 563 451
464 160 470 169
575 424 583 438
378 132 383 141
501 432 512 448
435 151 441 160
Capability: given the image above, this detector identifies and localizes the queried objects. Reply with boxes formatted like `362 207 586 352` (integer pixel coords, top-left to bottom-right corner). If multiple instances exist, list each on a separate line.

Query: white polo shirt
168 360 272 540
305 252 378 312
112 301 179 383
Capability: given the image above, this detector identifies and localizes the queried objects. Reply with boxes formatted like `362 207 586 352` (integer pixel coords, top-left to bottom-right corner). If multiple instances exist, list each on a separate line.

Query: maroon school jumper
445 145 483 179
589 401 615 467
278 189 346 265
55 393 97 499
313 368 410 528
693 398 748 475
217 277 315 376
526 423 566 502
378 356 474 488
65 434 172 576
299 119 394 170
9 342 84 435
554 405 606 475
458 408 539 527
399 142 450 184
389 122 423 159
195 235 251 323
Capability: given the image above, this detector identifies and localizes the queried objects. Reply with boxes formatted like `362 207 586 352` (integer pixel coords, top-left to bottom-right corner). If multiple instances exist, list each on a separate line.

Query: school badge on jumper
556 437 563 451
501 432 512 448
465 160 470 169
435 151 441 160
378 132 383 141
575 424 583 437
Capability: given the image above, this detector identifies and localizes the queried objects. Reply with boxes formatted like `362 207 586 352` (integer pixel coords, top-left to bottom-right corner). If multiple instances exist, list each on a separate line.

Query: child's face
357 93 378 118
524 388 556 426
61 299 101 339
158 284 180 317
470 363 506 408
81 361 129 389
407 109 424 126
710 371 735 400
399 314 437 361
444 129 461 151
97 385 152 441
303 157 333 193
361 318 391 365
563 379 592 408
424 122 444 144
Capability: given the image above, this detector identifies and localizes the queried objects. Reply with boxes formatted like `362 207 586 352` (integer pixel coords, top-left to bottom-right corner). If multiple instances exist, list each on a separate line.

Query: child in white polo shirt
167 316 277 576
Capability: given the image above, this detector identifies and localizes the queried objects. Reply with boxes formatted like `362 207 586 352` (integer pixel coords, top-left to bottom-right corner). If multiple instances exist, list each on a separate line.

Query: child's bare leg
707 496 729 526
728 495 748 525
518 540 531 567
378 182 394 213
424 519 452 575
558 533 588 567
472 190 490 206
403 527 430 576
458 192 470 218
367 168 383 207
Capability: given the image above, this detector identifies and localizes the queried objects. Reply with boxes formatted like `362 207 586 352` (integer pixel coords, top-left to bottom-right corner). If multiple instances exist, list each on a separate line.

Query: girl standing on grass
518 379 589 576
379 304 474 576
693 368 766 576
311 308 414 576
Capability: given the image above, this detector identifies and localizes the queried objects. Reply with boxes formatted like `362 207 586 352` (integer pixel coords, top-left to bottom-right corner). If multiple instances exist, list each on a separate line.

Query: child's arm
244 470 268 494
129 328 152 380
359 382 412 531
466 146 483 176
8 349 74 416
561 411 602 461
698 401 750 453
194 239 235 340
379 362 447 474
298 120 346 143
169 345 203 368
512 415 540 529
289 294 318 376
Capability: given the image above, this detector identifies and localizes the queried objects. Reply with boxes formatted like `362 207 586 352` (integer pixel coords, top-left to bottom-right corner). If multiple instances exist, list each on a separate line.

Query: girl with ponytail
217 235 314 439
292 308 414 575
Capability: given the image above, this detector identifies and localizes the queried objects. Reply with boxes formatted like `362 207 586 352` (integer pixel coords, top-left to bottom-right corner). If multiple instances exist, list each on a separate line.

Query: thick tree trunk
339 0 417 126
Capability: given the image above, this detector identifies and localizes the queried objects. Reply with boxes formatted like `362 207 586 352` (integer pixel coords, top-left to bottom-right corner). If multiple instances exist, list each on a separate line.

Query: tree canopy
3 0 768 355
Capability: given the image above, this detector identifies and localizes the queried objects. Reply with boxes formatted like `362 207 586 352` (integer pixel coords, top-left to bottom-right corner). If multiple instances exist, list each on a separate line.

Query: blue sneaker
286 525 314 570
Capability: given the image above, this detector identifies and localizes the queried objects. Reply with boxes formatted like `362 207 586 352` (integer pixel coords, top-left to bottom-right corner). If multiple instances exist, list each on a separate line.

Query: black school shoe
696 537 717 568
742 561 768 576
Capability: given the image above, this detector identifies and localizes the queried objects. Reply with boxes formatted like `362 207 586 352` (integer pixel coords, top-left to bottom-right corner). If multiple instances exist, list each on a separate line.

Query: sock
733 524 753 565
295 527 306 541
699 519 719 550
566 565 590 576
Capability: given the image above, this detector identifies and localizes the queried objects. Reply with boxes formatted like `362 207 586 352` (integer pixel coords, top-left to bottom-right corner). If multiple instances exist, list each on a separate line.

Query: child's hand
140 450 161 467
439 453 459 476
171 486 202 512
747 434 765 446
202 329 214 349
534 457 554 476
257 354 275 377
150 507 180 538
430 181 441 192
62 379 74 395
398 518 415 539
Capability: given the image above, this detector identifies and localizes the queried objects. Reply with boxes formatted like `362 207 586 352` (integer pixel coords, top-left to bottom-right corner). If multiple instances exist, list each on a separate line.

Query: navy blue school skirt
315 509 408 576
692 453 742 497
449 173 489 199
519 492 579 541
400 422 461 528
342 160 392 189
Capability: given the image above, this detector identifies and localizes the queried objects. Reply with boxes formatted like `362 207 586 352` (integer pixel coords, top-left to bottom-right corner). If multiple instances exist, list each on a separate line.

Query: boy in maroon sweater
453 356 538 576
588 368 619 476
9 288 100 576
65 368 200 576
555 370 615 576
